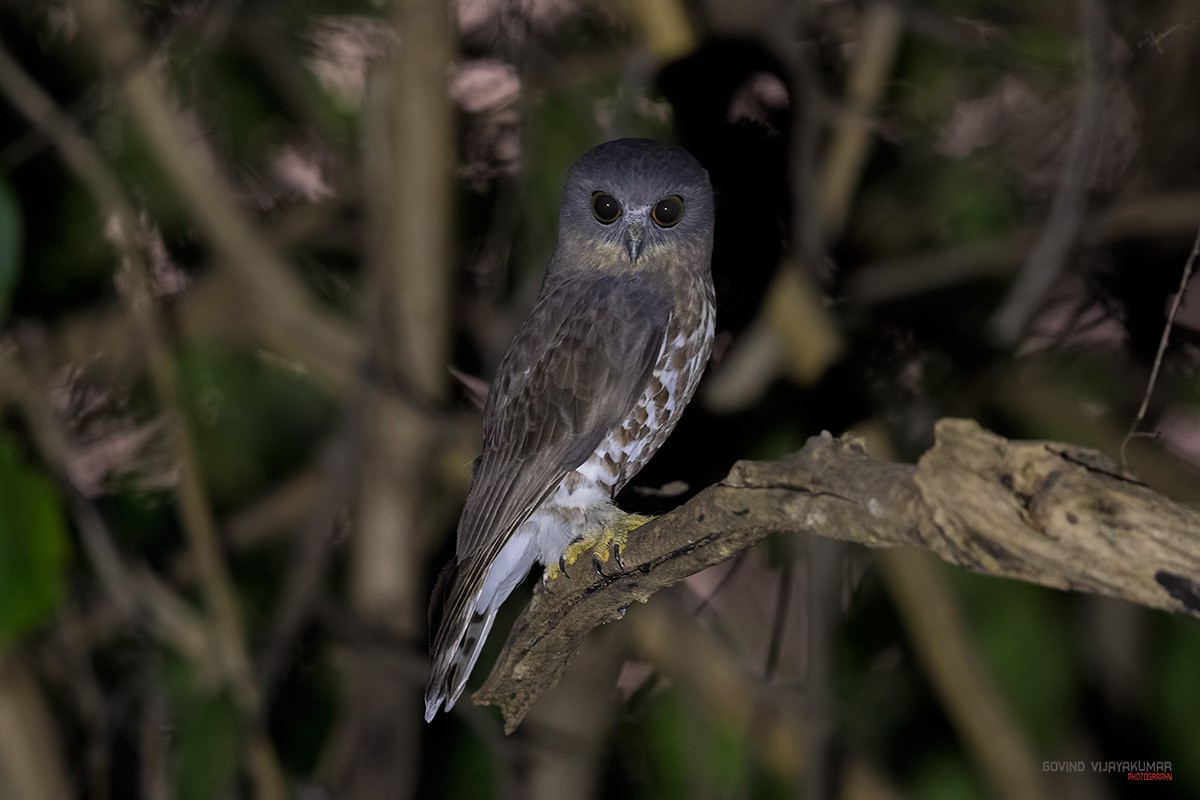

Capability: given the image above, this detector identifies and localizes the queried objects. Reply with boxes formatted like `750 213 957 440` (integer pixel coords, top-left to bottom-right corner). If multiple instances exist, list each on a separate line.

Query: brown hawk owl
425 138 715 721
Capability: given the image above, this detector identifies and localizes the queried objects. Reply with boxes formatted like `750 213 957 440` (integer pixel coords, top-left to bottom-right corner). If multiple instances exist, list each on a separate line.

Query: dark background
0 0 1198 798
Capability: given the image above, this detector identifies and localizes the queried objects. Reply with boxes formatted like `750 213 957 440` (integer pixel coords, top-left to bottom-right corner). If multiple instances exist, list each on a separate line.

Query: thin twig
1120 223 1200 468
257 409 366 705
764 559 793 682
1136 17 1198 52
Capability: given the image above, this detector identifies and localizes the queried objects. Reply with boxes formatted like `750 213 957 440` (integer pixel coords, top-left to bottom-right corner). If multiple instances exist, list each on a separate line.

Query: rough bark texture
474 418 1200 732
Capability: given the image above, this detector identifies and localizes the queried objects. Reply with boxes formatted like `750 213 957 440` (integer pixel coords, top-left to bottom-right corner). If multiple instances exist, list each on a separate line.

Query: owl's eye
591 192 621 224
651 195 684 228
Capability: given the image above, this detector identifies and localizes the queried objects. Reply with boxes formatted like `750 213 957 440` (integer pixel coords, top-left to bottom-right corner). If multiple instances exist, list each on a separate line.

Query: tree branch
475 418 1200 732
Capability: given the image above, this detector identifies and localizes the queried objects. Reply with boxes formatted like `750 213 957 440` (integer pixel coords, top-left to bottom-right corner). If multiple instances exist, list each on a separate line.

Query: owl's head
555 138 714 273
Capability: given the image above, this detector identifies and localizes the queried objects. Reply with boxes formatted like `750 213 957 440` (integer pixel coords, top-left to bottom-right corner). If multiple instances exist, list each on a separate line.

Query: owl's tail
424 558 499 722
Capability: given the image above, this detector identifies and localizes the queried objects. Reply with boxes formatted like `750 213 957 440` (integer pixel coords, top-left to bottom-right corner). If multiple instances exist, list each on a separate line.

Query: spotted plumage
425 139 715 721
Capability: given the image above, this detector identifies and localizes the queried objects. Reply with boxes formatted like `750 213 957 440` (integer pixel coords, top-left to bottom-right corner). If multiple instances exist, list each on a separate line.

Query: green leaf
638 689 692 799
629 685 755 799
0 432 70 642
165 657 242 800
174 345 335 508
1149 615 1200 797
950 570 1077 747
443 720 496 800
932 163 1017 245
911 749 985 800
0 174 23 326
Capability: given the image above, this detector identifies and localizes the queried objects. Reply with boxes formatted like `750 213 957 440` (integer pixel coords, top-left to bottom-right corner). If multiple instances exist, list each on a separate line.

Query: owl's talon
591 548 620 577
557 512 654 579
542 560 565 587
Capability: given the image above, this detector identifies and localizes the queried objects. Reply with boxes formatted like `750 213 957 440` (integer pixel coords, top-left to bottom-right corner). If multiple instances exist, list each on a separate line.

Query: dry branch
475 418 1200 732
1121 222 1200 466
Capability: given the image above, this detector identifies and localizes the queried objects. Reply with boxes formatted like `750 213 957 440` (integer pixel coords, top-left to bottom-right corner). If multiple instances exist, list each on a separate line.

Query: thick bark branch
475 418 1200 732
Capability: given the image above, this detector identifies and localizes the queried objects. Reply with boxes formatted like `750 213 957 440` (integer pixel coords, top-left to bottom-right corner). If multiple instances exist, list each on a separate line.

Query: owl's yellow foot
559 513 654 578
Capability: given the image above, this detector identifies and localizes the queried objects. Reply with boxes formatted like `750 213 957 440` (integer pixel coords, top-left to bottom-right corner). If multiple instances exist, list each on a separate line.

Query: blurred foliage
165 657 242 800
0 432 70 643
174 345 336 508
634 690 741 798
0 174 21 326
0 0 1198 798
911 750 987 800
1151 615 1200 796
951 573 1077 747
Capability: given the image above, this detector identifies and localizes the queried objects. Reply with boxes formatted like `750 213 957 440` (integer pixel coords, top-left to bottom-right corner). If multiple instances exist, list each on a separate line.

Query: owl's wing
426 271 670 721
456 271 671 563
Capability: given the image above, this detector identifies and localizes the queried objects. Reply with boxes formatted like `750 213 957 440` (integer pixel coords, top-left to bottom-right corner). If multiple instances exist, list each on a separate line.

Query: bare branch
476 418 1200 732
1121 223 1200 467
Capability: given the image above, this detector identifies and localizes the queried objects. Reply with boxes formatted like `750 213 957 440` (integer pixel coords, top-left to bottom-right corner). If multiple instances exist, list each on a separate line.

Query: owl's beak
625 217 646 263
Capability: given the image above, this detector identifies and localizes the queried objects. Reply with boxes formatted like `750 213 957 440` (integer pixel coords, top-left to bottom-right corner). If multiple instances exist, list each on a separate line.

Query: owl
425 138 715 721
